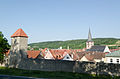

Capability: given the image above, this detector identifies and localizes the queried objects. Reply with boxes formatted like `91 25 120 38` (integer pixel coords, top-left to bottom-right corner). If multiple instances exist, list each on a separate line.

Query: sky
0 0 120 44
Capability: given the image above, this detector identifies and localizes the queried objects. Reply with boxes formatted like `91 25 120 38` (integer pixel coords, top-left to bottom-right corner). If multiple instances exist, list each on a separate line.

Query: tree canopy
0 31 10 61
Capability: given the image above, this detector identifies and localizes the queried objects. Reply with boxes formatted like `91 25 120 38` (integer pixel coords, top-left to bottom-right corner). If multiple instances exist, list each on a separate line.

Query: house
78 51 105 62
70 51 79 61
44 49 80 61
80 54 94 62
49 49 73 60
105 50 120 64
44 49 54 59
62 50 79 61
49 49 65 60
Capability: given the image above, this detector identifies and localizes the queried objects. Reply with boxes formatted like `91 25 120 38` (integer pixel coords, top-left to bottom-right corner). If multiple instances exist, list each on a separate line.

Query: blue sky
0 0 120 44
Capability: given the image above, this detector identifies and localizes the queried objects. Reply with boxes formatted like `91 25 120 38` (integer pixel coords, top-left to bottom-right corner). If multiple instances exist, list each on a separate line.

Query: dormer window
67 57 69 59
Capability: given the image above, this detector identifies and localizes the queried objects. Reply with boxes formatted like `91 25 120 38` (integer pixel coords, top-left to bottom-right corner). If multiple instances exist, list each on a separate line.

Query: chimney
67 46 70 49
60 46 62 49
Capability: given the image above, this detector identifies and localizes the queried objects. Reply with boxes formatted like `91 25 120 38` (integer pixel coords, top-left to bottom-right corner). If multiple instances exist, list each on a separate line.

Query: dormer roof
11 28 28 38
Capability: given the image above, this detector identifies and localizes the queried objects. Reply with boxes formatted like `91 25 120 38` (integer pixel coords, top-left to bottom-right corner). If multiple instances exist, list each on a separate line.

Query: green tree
0 31 10 62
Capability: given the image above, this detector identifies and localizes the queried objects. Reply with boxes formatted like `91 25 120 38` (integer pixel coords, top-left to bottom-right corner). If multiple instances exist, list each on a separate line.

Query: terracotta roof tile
77 53 85 60
78 51 105 61
11 28 28 38
50 49 65 59
85 54 94 61
27 50 41 59
40 48 48 56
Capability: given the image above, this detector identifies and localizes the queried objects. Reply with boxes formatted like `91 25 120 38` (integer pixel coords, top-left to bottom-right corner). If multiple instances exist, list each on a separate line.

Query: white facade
63 54 73 61
86 41 94 49
105 57 120 64
104 46 111 53
94 59 103 62
44 50 54 59
80 56 89 62
80 56 105 62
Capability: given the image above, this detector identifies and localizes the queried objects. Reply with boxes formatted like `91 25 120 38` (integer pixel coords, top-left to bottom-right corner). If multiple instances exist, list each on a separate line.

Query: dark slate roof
86 45 106 52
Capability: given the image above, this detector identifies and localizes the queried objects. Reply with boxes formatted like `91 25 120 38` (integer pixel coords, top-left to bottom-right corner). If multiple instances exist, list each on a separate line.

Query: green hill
28 38 120 50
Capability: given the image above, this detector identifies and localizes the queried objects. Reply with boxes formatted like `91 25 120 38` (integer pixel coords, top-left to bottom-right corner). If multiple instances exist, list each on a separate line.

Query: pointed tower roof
11 28 28 38
88 28 92 41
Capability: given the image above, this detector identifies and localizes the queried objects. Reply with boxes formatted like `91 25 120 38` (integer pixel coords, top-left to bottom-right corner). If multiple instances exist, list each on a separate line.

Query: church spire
86 28 94 49
88 28 92 41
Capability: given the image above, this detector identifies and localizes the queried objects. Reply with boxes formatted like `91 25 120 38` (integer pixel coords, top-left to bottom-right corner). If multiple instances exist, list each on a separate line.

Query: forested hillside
29 38 120 50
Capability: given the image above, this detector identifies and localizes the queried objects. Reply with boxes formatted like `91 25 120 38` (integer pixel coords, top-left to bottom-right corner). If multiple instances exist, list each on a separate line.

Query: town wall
12 59 120 76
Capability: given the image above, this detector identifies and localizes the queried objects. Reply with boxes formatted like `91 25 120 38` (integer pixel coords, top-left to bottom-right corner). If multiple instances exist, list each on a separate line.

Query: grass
0 66 120 79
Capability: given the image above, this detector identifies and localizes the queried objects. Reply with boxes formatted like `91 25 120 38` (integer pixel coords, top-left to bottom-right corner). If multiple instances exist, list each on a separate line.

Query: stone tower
8 28 28 67
86 28 94 49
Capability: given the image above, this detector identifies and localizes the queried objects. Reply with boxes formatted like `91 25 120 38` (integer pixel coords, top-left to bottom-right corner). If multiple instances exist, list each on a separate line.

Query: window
110 59 113 63
117 59 119 63
59 55 61 58
67 57 69 59
56 56 58 58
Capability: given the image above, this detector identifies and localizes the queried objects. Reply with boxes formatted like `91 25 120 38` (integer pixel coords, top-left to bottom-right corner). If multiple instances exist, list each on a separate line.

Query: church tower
11 28 28 58
86 28 94 49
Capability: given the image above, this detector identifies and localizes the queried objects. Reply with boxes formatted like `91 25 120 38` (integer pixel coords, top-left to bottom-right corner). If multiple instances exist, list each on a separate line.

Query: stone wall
11 37 28 58
12 58 120 76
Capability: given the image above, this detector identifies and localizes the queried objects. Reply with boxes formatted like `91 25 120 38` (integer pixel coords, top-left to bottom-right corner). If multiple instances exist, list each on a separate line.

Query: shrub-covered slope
29 38 120 49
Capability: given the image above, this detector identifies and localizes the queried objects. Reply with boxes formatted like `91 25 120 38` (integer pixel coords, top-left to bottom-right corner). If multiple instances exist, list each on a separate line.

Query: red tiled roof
50 49 65 59
69 49 83 60
48 49 83 60
48 49 81 60
27 50 41 59
11 28 28 38
85 54 94 61
78 51 105 61
77 53 85 60
72 52 79 60
40 48 48 56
